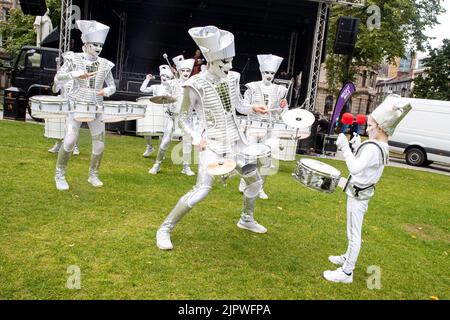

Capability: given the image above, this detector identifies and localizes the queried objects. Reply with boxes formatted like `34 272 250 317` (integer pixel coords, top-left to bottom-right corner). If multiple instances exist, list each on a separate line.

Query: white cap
188 26 235 62
172 55 195 71
159 64 173 78
371 94 412 136
76 20 110 44
257 54 283 73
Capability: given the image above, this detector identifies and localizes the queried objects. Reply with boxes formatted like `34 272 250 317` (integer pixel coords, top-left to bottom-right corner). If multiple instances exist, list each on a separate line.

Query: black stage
69 0 322 106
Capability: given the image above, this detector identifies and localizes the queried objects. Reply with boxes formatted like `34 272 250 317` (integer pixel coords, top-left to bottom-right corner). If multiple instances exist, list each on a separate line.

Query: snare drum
239 143 271 164
125 101 146 121
292 158 341 193
30 95 70 119
136 96 168 136
70 100 100 122
102 100 127 123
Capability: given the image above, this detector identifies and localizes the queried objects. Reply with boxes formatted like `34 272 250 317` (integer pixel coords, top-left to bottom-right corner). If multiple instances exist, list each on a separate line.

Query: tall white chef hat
188 26 235 62
257 54 283 73
76 20 110 44
172 55 195 71
371 94 412 136
159 64 174 78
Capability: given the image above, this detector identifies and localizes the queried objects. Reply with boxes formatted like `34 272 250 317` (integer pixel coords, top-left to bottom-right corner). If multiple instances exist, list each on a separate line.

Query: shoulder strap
355 140 388 165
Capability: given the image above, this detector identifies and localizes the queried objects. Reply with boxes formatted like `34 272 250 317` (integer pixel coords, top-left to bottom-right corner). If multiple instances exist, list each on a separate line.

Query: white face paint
160 74 171 84
84 43 103 58
367 116 382 140
179 68 192 81
262 71 275 84
209 58 233 79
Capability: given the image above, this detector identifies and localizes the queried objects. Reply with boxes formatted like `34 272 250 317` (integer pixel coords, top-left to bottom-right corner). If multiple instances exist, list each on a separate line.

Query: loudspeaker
20 0 47 16
333 16 359 55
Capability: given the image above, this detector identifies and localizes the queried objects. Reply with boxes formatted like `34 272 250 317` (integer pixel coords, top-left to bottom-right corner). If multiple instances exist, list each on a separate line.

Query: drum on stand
30 95 70 119
102 100 127 123
125 101 146 121
292 158 341 193
70 100 100 123
136 96 169 136
239 143 271 164
44 118 66 139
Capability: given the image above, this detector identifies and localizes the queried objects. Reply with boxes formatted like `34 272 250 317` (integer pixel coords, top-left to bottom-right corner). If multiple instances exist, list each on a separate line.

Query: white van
388 97 450 166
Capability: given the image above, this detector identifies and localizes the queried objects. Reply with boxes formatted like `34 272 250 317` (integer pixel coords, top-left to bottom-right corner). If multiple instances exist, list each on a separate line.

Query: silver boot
48 140 63 153
88 153 104 187
156 194 192 250
237 170 267 233
55 147 71 191
149 147 166 174
181 162 195 176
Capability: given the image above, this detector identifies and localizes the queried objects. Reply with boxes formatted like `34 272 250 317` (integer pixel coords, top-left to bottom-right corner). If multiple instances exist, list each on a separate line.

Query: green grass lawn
0 120 449 300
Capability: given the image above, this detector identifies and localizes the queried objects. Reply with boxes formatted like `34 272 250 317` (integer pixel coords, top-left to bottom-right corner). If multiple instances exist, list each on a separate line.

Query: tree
0 1 61 59
412 39 450 101
325 0 445 94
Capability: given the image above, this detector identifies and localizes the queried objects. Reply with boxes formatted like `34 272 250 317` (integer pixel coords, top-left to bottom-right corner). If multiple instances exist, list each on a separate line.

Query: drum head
30 95 68 103
243 144 271 157
300 158 341 177
207 159 237 176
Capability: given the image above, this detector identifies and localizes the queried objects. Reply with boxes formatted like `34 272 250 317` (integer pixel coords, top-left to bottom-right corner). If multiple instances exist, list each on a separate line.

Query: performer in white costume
148 55 196 176
156 26 268 250
139 65 174 158
323 94 411 283
238 54 288 199
54 20 116 191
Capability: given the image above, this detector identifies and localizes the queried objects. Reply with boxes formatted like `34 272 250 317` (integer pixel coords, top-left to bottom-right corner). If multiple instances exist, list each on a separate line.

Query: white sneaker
259 189 269 199
88 175 103 187
238 179 246 193
72 145 80 156
149 163 161 174
181 166 195 176
237 218 267 234
323 267 353 284
328 255 346 266
143 146 154 157
55 176 69 191
156 228 173 250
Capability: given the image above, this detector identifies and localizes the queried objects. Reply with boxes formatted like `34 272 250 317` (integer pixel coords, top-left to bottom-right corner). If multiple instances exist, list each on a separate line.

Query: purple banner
328 81 356 135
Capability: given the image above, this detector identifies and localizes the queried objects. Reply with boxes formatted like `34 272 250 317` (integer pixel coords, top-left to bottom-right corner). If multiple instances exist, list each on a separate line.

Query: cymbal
282 109 315 129
206 159 237 176
149 95 177 104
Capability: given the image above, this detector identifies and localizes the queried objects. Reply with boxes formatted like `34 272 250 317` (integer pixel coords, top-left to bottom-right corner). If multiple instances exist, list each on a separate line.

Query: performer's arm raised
140 74 154 94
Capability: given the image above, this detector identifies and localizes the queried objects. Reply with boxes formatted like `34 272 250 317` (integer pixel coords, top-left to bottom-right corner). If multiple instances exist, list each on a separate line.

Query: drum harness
343 141 388 199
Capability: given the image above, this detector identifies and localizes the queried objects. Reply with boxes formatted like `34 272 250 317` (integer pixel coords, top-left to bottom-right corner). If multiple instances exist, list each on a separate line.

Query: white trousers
63 114 105 154
155 116 192 165
342 196 369 274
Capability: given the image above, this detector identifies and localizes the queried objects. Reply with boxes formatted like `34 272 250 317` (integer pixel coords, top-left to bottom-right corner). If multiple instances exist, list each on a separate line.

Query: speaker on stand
19 0 48 16
333 16 359 56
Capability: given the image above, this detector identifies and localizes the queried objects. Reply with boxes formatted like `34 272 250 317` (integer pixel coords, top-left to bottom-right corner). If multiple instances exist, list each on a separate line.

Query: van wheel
406 148 425 166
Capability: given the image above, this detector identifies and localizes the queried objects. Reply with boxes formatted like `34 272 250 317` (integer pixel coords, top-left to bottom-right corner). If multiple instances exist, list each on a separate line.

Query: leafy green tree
0 8 35 58
0 1 61 59
412 39 450 100
325 0 445 94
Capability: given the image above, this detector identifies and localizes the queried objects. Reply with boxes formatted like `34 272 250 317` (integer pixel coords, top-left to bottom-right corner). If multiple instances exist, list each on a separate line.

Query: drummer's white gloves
70 70 87 79
336 133 352 158
349 133 361 151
